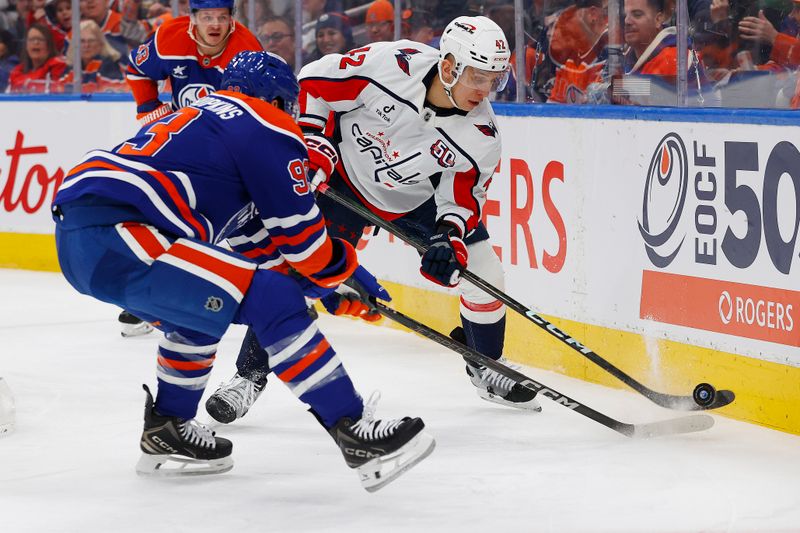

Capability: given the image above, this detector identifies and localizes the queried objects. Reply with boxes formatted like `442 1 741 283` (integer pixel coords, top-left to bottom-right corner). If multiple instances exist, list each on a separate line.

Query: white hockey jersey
298 40 502 238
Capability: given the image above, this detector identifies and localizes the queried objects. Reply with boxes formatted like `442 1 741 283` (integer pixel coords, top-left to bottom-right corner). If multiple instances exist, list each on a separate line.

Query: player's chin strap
437 61 462 110
188 18 235 57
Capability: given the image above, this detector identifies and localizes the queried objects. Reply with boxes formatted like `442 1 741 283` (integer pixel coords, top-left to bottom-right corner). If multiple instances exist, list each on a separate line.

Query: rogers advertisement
637 131 800 353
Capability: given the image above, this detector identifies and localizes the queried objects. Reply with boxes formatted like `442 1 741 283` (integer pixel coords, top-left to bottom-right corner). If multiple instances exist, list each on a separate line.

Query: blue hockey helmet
189 0 234 11
221 51 300 118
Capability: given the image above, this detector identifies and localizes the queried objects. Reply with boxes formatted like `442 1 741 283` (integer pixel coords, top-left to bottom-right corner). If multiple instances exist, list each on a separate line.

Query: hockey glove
304 134 338 189
420 223 468 287
321 265 391 322
298 237 358 300
136 100 172 126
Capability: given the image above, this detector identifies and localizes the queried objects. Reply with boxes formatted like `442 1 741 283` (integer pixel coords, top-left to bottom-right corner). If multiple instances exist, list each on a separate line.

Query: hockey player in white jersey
205 16 542 424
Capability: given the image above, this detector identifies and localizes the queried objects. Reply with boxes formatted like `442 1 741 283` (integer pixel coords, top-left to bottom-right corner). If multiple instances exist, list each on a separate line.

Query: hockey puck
693 383 716 407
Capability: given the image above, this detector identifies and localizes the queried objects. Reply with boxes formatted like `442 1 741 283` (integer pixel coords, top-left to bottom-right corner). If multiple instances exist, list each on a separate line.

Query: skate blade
121 322 154 338
477 389 543 412
135 453 233 477
357 431 436 493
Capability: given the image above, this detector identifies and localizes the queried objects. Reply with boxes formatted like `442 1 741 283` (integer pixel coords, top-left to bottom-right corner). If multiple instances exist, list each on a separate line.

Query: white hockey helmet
438 16 511 105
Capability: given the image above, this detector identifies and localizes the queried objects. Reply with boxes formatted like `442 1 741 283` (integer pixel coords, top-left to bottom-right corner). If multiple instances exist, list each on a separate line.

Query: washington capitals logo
395 48 421 76
475 122 498 137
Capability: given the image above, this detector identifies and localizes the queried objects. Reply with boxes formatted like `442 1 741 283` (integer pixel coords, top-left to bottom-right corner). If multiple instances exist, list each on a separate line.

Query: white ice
1 269 799 533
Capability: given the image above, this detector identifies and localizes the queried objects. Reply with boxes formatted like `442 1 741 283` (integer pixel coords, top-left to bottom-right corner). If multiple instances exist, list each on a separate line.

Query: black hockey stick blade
376 302 715 439
316 183 735 412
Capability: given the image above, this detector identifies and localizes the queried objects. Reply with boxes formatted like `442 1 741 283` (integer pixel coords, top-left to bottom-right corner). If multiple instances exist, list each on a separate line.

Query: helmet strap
189 15 235 57
437 58 462 110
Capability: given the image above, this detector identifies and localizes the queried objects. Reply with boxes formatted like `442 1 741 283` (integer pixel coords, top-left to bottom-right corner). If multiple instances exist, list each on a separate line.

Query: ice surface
1 269 799 533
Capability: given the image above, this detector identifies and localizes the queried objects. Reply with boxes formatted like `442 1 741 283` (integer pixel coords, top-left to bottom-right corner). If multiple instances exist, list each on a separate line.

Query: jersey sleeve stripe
283 231 331 269
261 203 320 230
146 169 208 241
269 218 326 248
452 167 481 231
60 170 200 238
115 222 171 264
300 77 370 104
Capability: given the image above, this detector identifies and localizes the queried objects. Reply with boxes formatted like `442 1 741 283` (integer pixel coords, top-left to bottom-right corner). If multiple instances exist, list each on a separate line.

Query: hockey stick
316 182 735 411
375 302 714 438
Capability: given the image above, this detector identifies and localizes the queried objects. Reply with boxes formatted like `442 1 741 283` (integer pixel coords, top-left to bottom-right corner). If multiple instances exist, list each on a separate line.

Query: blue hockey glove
420 223 468 287
321 265 391 322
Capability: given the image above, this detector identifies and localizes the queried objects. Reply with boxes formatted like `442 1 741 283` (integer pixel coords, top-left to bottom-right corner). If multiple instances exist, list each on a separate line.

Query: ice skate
136 385 233 476
205 373 265 424
329 392 435 493
449 326 541 412
119 310 154 337
466 361 542 412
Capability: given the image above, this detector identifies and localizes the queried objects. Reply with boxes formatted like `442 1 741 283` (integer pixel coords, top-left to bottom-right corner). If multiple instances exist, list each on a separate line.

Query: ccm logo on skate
344 447 380 459
153 436 177 453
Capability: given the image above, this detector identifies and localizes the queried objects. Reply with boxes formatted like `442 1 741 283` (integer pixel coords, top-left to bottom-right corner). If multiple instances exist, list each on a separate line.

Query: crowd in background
1 0 799 107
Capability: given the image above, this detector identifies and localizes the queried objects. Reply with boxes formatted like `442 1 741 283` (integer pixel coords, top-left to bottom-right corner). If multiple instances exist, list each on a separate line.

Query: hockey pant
53 216 363 426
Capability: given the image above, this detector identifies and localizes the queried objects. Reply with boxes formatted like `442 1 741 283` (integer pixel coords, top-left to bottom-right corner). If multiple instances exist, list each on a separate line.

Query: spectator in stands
544 0 608 103
258 15 297 69
401 8 433 45
48 0 70 51
79 0 127 60
10 0 31 50
620 0 715 104
308 11 351 60
300 0 337 54
119 0 179 49
62 19 126 91
8 22 66 92
235 0 271 28
365 0 394 42
739 4 800 67
0 27 19 91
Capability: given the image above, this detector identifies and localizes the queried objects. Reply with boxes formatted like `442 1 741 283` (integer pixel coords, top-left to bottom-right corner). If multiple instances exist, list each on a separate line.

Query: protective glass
458 65 510 93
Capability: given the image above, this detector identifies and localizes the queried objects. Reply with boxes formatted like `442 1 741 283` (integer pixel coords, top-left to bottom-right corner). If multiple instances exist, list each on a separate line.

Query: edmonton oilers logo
178 83 215 107
638 133 689 268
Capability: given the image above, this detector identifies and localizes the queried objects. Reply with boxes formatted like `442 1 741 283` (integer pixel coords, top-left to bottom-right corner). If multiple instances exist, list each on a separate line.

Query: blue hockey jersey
125 17 262 110
55 90 334 278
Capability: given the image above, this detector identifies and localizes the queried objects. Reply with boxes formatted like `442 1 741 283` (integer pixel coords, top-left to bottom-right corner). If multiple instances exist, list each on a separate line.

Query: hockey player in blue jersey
52 51 434 491
119 0 261 337
125 0 262 126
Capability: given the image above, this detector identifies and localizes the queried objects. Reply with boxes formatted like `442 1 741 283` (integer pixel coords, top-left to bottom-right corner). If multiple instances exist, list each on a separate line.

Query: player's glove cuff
136 102 172 125
420 223 468 287
304 134 338 190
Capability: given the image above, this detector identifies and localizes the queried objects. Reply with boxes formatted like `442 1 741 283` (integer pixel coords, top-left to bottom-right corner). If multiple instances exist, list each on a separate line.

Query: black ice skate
328 392 435 493
450 327 542 412
465 362 542 412
119 310 154 337
136 385 233 476
205 373 266 424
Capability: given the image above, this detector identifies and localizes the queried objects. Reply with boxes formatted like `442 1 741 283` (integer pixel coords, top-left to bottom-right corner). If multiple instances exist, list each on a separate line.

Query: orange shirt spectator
365 0 394 43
